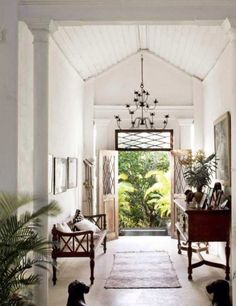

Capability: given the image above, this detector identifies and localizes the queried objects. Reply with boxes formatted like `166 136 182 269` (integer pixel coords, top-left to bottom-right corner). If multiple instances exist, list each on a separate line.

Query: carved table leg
188 241 192 280
177 229 182 254
225 240 230 280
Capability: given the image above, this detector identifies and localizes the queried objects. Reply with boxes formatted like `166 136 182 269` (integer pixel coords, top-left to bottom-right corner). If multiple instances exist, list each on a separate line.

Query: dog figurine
66 280 90 306
206 279 231 306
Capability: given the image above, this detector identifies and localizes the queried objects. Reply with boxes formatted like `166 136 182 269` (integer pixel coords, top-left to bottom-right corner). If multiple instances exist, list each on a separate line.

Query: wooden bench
51 213 107 285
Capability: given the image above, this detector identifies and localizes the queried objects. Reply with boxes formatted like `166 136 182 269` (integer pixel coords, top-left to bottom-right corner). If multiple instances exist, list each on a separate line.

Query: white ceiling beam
51 20 225 26
19 1 236 24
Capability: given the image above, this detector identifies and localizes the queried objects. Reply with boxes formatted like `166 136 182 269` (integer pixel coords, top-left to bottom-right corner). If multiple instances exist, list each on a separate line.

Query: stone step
119 228 168 236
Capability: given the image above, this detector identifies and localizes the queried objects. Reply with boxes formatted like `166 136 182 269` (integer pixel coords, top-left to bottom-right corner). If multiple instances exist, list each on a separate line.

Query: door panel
99 150 118 240
171 150 190 238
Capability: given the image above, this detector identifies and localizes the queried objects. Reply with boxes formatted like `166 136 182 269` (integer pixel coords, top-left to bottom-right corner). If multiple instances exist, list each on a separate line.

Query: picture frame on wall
214 112 231 187
67 157 78 189
48 154 54 194
54 157 67 194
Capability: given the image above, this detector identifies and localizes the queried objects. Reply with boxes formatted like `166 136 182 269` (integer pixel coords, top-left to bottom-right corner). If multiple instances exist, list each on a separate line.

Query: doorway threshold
120 228 168 236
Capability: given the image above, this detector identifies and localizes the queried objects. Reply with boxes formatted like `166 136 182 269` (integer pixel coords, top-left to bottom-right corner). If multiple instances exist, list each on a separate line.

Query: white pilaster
27 19 54 306
177 119 194 150
192 77 204 152
83 78 95 213
223 18 236 305
83 77 95 159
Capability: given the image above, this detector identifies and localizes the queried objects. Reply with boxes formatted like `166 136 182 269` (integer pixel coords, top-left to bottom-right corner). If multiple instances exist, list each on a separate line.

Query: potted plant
181 150 217 203
0 193 61 305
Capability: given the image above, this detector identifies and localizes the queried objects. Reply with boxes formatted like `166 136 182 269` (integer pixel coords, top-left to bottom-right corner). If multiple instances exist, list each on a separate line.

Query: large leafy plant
182 150 217 191
118 151 170 228
0 193 60 306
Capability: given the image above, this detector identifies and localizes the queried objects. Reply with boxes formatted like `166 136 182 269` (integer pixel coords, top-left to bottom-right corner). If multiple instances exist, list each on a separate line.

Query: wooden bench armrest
84 214 106 230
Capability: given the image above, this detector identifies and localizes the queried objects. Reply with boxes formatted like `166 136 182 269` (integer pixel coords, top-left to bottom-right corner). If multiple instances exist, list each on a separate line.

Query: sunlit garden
118 151 171 232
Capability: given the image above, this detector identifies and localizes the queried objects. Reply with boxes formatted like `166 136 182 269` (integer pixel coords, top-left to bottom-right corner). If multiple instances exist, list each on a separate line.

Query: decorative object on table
184 189 194 203
105 251 181 289
214 111 231 187
114 54 169 129
181 150 217 203
67 157 78 189
199 192 207 209
209 182 223 208
220 196 231 210
54 157 67 194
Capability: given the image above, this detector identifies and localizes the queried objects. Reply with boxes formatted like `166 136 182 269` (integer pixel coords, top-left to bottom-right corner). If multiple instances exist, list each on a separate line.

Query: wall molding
94 104 193 111
19 0 236 8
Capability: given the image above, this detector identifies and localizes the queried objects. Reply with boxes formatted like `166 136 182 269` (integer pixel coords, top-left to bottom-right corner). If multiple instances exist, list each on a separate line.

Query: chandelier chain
115 54 169 129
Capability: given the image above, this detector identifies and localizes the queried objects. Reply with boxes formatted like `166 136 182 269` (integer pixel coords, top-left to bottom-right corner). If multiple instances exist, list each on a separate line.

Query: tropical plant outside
0 193 61 306
118 151 171 229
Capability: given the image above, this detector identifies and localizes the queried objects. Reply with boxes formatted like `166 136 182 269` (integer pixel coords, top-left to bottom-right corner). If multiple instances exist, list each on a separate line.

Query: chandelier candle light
115 54 169 129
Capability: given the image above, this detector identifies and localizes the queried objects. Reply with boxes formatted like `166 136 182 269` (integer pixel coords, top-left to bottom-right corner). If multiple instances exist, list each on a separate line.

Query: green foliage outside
0 193 61 305
118 151 171 229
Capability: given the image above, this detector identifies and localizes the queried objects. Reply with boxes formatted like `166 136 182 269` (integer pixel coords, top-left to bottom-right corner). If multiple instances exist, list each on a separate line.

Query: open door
99 150 118 240
171 150 190 238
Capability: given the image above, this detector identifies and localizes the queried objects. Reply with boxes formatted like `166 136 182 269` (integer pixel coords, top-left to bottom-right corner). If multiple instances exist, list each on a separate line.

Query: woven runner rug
104 251 181 289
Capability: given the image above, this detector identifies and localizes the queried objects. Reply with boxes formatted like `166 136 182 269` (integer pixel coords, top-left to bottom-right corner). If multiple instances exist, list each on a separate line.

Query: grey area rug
104 251 181 289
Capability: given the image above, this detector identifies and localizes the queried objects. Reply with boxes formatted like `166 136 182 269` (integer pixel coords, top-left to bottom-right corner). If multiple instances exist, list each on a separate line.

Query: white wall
0 0 18 193
48 37 84 225
95 52 193 106
94 52 193 153
83 78 95 159
17 22 34 215
18 22 34 196
18 24 85 224
203 44 233 156
203 43 233 259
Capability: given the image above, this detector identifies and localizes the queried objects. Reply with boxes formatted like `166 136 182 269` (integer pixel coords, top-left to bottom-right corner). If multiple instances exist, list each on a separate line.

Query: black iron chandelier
115 54 169 129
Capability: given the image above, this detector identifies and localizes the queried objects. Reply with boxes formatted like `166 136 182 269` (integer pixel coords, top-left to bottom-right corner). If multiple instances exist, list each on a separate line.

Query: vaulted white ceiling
53 24 229 81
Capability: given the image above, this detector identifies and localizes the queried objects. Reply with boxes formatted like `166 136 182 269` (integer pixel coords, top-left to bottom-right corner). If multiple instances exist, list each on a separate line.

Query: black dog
206 279 231 306
66 280 90 306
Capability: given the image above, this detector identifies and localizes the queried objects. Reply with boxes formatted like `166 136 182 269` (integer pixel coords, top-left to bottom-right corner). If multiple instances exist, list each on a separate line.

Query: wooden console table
174 198 231 280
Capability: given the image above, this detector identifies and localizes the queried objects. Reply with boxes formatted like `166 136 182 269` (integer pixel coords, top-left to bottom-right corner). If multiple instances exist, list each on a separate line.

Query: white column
192 77 204 152
223 18 236 305
83 77 95 159
27 19 53 306
83 78 96 213
178 119 194 150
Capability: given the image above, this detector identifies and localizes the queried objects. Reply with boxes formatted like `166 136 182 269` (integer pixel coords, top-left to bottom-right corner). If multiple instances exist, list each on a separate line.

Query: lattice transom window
115 130 173 151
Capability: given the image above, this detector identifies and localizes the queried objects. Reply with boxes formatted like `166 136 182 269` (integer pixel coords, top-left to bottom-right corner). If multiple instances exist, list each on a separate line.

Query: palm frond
0 192 61 305
0 193 33 220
